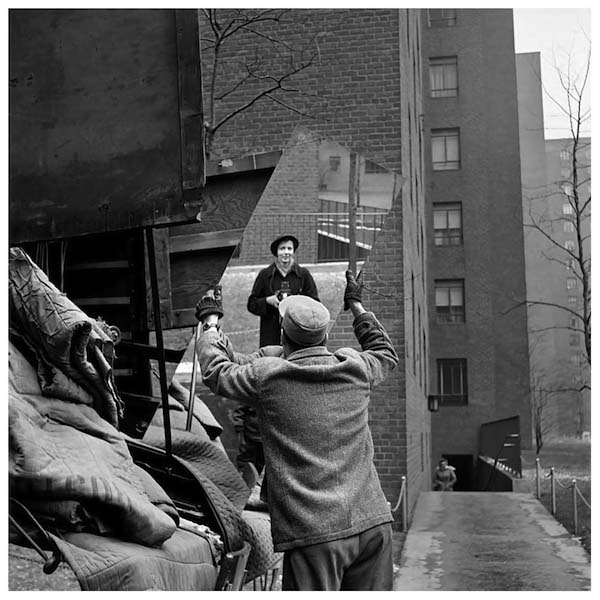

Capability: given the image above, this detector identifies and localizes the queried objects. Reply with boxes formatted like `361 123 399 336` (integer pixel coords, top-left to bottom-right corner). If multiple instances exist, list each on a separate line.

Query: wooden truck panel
9 9 204 244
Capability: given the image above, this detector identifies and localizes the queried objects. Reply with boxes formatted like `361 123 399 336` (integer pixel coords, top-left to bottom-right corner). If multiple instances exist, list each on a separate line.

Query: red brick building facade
202 8 429 517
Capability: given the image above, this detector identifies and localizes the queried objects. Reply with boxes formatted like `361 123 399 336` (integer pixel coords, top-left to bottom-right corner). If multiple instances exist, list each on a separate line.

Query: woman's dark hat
270 234 299 256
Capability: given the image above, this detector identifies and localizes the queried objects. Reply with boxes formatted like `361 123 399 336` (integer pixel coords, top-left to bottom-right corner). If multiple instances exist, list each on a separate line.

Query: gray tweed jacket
198 312 398 552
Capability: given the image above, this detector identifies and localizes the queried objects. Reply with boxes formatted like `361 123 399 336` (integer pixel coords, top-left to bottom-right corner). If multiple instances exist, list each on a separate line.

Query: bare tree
526 43 591 365
530 372 555 454
199 9 329 159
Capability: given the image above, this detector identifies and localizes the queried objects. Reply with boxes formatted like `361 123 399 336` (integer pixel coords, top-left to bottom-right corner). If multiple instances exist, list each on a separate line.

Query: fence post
535 458 541 499
550 467 556 515
401 476 408 532
572 479 578 535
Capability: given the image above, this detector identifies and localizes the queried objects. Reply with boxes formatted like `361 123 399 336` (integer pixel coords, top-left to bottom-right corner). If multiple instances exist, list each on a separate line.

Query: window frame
428 8 457 27
437 358 468 405
431 128 461 171
435 279 465 323
429 56 458 98
433 202 463 246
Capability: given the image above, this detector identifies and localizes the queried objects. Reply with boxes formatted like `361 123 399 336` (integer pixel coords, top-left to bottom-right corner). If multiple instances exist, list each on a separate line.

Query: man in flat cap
195 271 398 591
237 235 319 485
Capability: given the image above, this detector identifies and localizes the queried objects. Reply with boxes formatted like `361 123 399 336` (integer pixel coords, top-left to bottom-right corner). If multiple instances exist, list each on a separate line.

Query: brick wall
201 8 430 517
201 9 403 171
327 192 407 499
234 129 321 265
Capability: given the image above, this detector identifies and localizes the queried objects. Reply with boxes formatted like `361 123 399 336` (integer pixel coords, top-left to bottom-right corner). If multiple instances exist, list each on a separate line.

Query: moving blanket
8 247 122 427
50 527 218 591
9 340 178 546
141 426 282 581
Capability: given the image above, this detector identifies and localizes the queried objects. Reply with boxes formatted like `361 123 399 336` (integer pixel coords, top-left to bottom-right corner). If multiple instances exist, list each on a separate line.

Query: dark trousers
281 522 393 591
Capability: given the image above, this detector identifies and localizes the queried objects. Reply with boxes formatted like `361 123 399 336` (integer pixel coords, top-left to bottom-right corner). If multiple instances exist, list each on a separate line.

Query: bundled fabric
9 247 122 426
8 247 177 546
9 339 178 546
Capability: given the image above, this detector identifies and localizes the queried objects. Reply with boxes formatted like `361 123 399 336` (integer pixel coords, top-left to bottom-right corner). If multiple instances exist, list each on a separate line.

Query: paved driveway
394 492 590 591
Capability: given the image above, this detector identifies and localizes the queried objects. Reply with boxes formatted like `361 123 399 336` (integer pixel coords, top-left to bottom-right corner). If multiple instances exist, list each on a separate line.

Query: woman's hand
266 294 280 308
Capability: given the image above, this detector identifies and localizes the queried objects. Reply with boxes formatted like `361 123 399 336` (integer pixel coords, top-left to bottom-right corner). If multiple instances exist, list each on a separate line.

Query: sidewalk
393 491 591 591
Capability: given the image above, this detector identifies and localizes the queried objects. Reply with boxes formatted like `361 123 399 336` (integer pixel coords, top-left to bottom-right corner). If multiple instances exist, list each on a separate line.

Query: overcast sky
512 7 591 140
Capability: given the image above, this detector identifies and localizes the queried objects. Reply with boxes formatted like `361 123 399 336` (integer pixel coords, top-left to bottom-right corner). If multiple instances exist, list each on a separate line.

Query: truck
9 8 280 591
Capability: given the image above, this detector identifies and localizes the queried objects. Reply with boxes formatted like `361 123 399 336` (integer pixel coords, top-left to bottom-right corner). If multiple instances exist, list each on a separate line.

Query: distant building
517 52 591 438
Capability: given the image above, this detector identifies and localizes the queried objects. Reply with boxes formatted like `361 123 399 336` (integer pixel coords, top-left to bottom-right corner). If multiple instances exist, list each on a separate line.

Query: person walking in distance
433 458 457 491
195 270 398 590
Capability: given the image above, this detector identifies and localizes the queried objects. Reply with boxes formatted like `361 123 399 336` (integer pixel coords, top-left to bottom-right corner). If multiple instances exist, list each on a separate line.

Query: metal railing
318 198 388 262
390 475 408 532
535 457 591 535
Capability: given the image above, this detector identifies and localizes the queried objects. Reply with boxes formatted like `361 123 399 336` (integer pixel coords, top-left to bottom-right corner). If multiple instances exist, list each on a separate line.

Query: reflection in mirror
168 128 401 461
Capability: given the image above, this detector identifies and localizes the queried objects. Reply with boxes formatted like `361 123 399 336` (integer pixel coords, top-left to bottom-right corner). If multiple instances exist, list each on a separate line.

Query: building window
567 296 578 305
569 334 580 346
566 258 577 270
329 155 341 172
433 203 462 245
364 159 388 174
437 359 467 405
435 279 465 323
563 203 574 215
428 8 457 27
565 240 576 252
567 277 577 290
431 128 460 171
570 353 579 366
429 57 458 98
563 221 575 233
570 315 579 328
560 149 571 161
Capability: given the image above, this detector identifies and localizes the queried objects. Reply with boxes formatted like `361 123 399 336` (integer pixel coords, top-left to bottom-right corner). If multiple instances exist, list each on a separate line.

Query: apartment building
542 138 591 436
422 9 531 488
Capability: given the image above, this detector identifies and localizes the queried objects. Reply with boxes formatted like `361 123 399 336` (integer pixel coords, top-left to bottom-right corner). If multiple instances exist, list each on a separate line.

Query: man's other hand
344 270 364 311
195 285 224 321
